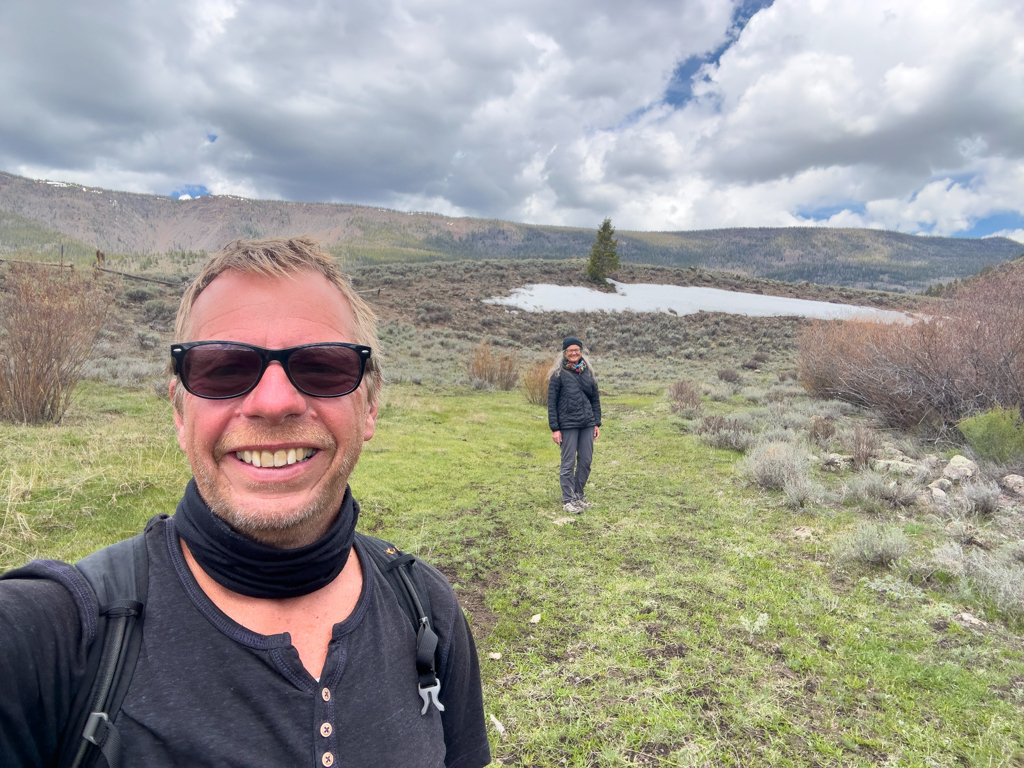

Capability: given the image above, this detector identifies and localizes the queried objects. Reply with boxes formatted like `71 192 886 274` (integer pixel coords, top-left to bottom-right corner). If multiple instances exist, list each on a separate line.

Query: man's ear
363 397 379 442
170 379 188 453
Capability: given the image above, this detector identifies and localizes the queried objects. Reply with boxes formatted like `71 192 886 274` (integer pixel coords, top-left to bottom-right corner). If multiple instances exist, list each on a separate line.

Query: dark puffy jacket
548 365 601 431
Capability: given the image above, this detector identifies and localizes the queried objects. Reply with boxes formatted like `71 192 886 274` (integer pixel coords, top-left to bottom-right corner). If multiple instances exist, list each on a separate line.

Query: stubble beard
193 421 364 547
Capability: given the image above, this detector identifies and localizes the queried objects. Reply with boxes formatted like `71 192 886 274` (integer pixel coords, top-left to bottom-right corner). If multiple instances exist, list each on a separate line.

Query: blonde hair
547 346 595 379
173 237 382 407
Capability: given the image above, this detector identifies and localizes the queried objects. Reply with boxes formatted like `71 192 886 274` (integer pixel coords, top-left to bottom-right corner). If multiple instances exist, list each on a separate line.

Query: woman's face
565 345 582 363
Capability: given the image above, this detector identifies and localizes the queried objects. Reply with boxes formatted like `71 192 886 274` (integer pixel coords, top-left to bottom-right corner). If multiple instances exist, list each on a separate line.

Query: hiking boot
563 501 582 514
574 497 594 508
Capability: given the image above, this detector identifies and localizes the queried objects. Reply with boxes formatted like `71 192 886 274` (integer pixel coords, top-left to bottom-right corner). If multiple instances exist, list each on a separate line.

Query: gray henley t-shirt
0 515 491 767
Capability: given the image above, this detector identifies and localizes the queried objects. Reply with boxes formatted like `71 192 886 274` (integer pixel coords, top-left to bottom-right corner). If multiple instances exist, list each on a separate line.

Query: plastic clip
83 711 110 745
418 681 445 715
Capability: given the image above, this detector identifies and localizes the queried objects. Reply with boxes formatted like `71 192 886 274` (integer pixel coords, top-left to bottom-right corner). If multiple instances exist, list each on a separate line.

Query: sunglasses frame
170 341 372 400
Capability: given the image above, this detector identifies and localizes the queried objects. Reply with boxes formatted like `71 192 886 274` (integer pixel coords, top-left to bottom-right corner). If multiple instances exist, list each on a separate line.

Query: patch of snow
485 281 911 322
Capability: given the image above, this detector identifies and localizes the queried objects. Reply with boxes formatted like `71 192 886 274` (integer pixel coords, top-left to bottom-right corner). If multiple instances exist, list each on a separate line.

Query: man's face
172 270 378 543
565 345 582 363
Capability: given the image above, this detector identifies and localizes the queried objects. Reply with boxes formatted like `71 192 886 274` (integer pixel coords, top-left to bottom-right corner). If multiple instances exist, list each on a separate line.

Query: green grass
2 382 1024 765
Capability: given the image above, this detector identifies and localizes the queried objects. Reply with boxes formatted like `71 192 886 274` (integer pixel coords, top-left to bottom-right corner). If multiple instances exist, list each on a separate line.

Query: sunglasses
171 341 372 400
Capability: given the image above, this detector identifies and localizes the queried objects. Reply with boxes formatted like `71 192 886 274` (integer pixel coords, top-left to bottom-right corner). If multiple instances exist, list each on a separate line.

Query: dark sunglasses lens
288 345 363 396
182 344 263 398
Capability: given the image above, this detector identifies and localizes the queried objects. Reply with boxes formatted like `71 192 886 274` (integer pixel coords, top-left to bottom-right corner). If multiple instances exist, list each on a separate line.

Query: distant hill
1 170 1020 291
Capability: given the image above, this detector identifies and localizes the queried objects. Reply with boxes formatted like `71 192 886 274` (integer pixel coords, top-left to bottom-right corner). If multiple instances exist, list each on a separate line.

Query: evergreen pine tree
586 218 619 283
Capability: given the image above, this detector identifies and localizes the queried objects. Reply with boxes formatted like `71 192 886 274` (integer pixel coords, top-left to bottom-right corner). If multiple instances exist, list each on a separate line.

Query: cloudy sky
2 0 1023 239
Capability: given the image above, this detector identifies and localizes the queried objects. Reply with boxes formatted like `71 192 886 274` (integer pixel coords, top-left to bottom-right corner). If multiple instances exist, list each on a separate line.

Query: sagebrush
521 361 550 405
467 342 520 390
799 264 1024 429
0 264 115 423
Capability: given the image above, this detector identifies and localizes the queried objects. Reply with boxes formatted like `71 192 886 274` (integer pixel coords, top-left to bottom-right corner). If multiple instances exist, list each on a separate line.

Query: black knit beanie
562 336 583 350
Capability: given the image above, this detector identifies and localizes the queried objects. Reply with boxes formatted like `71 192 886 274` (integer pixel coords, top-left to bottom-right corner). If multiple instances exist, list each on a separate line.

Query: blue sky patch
170 184 210 199
795 202 867 220
952 212 1024 238
207 133 218 143
664 0 775 107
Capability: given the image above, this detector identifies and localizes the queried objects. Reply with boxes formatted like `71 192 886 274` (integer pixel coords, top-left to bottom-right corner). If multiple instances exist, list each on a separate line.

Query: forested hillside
2 170 1020 292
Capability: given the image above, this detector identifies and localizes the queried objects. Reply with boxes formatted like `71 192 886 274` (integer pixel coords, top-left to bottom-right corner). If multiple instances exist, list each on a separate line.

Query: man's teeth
235 448 317 467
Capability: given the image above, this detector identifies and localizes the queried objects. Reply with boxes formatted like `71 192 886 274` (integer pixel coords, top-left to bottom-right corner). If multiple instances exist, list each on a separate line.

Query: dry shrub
799 265 1024 429
0 264 114 423
783 473 826 510
833 523 911 567
696 414 756 452
850 423 880 470
808 415 836 447
742 441 810 490
958 480 1002 516
741 359 760 370
467 342 519 390
752 351 771 364
912 543 1024 627
717 368 741 383
521 360 550 405
668 379 702 414
845 472 918 513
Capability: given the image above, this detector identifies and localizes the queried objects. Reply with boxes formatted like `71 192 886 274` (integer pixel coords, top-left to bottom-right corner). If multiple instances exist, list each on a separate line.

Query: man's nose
240 361 306 422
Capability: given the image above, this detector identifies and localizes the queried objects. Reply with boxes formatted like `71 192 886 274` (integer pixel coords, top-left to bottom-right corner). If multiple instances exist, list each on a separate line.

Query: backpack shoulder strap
61 519 155 768
355 532 444 715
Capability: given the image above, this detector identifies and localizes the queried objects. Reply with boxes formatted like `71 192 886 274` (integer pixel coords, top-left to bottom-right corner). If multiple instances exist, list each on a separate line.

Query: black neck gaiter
173 478 358 599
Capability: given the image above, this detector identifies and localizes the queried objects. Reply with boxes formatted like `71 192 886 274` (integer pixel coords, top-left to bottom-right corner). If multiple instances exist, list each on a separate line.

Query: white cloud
988 229 1024 244
0 0 1022 237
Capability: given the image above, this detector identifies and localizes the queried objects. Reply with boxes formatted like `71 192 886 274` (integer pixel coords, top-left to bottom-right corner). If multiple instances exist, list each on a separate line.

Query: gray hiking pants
559 427 594 503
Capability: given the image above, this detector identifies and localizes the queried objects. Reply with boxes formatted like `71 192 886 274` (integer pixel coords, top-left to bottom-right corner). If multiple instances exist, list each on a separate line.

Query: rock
943 455 978 483
913 490 933 510
930 487 948 501
1002 474 1024 496
929 478 952 492
487 652 502 660
489 714 506 739
821 453 854 471
792 526 814 539
529 614 542 624
870 458 920 476
552 517 576 526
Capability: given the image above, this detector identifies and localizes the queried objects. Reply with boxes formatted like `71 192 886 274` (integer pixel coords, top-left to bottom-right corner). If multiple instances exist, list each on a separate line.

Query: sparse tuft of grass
834 522 911 566
741 441 809 491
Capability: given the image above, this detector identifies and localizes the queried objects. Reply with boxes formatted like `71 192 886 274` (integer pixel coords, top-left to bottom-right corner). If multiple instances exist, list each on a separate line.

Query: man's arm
438 609 491 768
420 565 491 768
0 577 89 767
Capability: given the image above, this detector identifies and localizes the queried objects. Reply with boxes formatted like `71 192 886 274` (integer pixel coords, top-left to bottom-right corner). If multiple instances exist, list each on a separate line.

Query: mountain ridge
1 170 1021 292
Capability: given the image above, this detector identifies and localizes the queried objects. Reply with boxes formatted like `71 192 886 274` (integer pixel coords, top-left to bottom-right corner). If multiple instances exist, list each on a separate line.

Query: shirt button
322 752 335 767
321 687 331 702
320 722 332 738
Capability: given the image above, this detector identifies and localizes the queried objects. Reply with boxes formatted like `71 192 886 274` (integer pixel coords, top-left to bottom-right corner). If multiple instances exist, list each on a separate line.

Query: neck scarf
563 357 588 374
173 478 358 599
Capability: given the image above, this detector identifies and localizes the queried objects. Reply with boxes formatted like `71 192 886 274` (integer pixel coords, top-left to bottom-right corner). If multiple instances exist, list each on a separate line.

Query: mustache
214 422 337 457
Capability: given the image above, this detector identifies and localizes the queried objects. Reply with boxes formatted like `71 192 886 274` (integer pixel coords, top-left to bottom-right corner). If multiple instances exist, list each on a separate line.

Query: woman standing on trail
548 337 602 514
